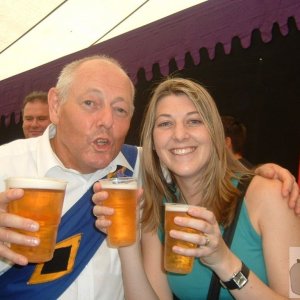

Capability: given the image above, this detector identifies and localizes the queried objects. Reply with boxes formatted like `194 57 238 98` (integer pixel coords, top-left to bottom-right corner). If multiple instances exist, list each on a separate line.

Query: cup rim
5 176 67 190
99 176 138 189
164 202 190 212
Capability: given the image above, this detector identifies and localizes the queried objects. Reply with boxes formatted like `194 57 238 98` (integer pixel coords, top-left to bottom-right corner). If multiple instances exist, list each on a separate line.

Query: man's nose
97 106 113 129
31 118 39 126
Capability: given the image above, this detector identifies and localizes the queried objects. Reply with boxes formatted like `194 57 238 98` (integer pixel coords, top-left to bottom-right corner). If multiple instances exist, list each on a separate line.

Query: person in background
94 78 300 300
22 91 51 138
0 57 298 300
221 115 253 169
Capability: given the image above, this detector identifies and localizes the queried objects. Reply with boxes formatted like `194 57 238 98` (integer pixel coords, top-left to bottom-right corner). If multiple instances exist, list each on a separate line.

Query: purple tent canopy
1 0 299 125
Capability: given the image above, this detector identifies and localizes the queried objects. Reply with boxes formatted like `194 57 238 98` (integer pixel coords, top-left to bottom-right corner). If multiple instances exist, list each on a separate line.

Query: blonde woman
93 78 300 299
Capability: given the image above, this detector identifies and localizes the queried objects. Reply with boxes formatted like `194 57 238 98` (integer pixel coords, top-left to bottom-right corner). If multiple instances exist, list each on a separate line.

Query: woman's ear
48 87 60 125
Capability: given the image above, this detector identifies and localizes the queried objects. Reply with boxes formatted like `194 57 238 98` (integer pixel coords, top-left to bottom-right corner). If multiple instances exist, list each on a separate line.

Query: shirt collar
36 124 62 176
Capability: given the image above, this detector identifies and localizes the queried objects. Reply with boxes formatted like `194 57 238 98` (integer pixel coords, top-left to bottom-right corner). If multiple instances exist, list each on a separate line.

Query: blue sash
0 144 138 300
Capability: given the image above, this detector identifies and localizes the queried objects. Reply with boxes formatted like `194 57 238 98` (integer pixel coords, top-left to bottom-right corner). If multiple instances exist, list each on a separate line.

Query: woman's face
153 94 212 180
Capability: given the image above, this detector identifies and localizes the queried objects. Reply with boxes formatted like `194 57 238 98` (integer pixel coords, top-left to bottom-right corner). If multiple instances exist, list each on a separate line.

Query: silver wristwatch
220 262 249 290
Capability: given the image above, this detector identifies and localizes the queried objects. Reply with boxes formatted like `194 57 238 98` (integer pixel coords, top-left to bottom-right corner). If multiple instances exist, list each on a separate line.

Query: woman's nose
173 123 189 140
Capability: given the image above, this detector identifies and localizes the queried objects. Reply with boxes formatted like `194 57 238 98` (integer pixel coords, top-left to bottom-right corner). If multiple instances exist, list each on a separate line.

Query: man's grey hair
55 55 135 111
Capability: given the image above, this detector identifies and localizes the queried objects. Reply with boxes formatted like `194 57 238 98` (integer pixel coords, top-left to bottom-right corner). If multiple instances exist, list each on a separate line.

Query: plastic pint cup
164 203 198 274
6 177 67 263
100 177 138 247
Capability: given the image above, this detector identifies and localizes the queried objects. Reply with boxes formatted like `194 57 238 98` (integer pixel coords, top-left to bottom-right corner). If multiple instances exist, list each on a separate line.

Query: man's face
22 100 51 138
49 60 134 174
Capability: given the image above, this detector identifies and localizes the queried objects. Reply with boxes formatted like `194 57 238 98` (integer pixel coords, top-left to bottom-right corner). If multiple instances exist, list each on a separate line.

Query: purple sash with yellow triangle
0 144 138 300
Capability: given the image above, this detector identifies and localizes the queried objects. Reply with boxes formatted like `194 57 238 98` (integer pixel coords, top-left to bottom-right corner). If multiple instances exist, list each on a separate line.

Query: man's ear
225 136 233 150
48 87 60 124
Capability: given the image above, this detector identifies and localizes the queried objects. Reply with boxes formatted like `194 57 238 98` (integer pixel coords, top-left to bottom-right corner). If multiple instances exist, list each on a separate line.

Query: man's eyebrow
84 88 103 96
82 89 130 105
112 96 128 103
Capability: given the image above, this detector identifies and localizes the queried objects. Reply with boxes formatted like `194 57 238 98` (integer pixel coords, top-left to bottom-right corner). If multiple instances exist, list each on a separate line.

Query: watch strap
220 261 249 290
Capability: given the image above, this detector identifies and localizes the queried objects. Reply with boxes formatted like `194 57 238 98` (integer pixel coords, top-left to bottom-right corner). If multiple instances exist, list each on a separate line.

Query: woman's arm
170 182 299 300
142 230 173 300
245 176 300 298
118 241 160 300
92 182 161 300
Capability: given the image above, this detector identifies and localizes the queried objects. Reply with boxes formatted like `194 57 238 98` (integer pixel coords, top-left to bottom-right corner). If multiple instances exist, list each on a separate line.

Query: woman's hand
92 181 113 233
92 181 143 233
169 206 231 269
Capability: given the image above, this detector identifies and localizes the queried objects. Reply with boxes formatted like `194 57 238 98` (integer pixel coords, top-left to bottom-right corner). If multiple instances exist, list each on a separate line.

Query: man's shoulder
0 137 38 158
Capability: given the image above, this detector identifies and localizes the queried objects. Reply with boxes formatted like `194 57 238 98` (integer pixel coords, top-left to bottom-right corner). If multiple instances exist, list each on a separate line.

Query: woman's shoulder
244 175 287 233
246 175 283 202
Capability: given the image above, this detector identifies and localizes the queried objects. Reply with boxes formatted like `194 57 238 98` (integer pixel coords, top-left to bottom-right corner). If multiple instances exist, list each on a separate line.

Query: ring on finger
203 234 210 247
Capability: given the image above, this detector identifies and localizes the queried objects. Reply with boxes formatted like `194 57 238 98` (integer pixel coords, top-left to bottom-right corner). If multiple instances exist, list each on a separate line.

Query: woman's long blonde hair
140 78 252 232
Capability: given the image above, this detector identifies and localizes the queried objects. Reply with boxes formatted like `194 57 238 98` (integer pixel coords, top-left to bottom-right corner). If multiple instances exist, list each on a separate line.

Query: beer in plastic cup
100 177 138 247
164 203 198 274
6 177 67 263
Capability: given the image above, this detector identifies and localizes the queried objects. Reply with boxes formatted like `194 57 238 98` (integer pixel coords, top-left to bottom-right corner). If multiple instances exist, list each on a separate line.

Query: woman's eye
157 121 172 128
188 119 202 125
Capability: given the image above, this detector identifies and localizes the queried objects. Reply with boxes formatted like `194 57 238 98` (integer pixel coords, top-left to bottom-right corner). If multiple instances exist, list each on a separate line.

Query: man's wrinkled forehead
72 59 134 99
76 59 129 82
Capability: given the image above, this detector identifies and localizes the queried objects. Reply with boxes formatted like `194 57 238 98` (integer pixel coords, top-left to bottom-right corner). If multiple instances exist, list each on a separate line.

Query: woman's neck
176 177 204 206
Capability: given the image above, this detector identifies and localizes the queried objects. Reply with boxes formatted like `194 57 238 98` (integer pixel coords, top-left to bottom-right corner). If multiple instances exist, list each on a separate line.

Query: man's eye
114 107 129 117
83 100 93 106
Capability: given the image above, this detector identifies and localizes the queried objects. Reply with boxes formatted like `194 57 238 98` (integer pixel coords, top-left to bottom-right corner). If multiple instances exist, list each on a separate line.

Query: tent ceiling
0 0 206 81
1 0 299 127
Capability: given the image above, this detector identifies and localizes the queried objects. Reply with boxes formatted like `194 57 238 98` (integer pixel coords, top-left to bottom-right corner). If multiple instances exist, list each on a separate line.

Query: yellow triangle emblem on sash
28 233 82 285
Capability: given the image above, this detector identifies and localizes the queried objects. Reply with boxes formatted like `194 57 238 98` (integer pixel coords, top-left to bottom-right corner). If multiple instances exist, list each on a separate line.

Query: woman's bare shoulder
245 175 290 232
246 175 283 204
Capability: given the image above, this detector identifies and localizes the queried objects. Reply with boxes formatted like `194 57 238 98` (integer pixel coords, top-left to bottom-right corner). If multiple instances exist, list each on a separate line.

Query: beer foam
100 178 137 190
165 203 189 212
5 177 67 190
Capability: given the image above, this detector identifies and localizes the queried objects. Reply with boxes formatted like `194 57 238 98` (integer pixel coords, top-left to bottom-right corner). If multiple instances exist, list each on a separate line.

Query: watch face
220 263 249 290
233 272 248 288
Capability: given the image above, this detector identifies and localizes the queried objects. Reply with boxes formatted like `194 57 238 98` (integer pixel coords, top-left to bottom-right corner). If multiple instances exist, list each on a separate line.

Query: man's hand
0 189 39 265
